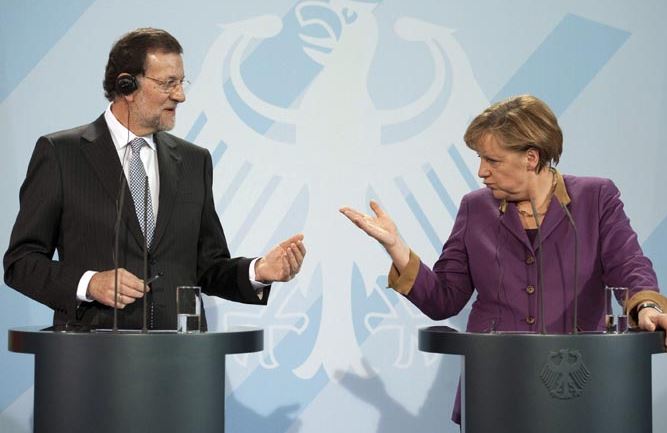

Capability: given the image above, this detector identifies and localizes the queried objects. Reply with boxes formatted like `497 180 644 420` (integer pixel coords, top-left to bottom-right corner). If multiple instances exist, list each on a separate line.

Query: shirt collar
498 168 571 213
104 103 157 152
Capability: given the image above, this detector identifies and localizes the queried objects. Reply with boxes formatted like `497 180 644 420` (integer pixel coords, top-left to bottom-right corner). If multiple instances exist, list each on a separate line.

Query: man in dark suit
4 28 306 330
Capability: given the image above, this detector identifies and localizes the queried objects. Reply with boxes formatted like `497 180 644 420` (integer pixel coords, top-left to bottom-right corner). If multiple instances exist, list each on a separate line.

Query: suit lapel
151 132 182 251
80 115 145 248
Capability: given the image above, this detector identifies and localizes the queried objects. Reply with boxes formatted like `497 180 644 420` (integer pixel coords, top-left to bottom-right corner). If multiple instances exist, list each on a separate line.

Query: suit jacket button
526 285 535 294
526 316 535 325
526 255 535 265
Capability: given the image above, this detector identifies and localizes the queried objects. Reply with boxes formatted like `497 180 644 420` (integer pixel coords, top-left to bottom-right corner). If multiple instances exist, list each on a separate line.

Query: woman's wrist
387 242 411 272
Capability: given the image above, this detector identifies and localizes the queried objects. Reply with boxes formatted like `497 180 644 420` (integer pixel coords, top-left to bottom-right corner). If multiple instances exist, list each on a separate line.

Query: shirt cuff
77 271 97 302
387 250 421 295
249 257 269 300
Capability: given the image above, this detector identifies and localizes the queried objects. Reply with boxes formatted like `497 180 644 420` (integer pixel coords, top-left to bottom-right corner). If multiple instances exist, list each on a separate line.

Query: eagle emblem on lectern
540 349 590 399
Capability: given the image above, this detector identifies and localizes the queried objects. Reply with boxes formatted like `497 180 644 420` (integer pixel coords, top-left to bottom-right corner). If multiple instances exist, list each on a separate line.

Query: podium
8 326 263 433
419 326 665 433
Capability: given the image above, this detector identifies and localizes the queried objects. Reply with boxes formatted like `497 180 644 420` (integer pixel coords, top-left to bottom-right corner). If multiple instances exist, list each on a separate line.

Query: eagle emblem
540 349 590 399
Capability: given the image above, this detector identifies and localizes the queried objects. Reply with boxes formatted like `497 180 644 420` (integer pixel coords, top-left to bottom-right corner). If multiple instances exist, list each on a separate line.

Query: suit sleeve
196 150 270 304
4 137 84 316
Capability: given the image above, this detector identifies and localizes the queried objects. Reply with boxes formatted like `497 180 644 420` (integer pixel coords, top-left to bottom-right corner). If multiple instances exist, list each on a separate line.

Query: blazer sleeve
4 137 85 316
598 178 659 294
400 194 475 320
195 150 270 304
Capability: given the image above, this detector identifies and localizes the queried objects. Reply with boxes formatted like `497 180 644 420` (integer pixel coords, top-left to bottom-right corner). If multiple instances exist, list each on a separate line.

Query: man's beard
136 112 175 134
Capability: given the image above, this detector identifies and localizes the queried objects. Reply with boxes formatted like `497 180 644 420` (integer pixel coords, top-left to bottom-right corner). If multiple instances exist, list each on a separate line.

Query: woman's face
476 134 533 201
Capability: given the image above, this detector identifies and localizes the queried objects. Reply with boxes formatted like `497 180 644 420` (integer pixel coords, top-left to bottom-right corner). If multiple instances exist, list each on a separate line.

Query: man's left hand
255 234 306 283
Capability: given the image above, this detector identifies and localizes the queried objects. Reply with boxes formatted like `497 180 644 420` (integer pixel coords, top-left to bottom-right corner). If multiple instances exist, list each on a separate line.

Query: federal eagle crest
540 349 590 399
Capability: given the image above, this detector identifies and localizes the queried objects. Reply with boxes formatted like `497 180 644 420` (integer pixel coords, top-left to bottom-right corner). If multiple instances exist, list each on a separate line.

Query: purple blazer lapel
499 204 533 251
538 198 568 248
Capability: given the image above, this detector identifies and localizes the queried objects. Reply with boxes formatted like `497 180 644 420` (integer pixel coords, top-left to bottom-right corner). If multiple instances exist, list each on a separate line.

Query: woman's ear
525 148 540 171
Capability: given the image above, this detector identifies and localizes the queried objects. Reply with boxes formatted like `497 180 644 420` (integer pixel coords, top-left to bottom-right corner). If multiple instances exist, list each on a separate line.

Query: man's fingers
88 268 149 307
291 242 305 264
281 254 292 281
296 240 306 258
279 233 304 248
118 269 148 297
112 292 136 308
256 236 306 283
287 245 301 273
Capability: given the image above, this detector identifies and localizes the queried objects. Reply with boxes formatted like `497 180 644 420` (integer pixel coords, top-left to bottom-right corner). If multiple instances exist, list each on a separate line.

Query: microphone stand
142 175 149 333
529 198 546 334
113 108 132 333
560 202 579 334
113 157 129 333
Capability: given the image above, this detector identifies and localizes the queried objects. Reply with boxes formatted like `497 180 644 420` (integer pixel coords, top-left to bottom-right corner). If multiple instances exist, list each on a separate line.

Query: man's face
129 51 185 136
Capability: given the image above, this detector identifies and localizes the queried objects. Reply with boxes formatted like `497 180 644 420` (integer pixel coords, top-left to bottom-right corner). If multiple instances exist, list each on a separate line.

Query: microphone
529 198 546 334
560 202 579 334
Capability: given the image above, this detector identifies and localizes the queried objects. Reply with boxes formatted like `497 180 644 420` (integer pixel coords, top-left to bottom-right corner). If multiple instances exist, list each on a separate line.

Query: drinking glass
176 286 201 333
605 286 628 333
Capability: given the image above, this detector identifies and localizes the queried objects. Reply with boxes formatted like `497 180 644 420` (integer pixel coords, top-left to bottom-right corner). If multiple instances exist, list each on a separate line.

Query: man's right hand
87 268 147 309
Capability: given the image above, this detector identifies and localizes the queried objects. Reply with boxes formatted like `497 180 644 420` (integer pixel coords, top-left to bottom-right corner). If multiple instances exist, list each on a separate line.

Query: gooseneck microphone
529 198 546 334
560 202 579 334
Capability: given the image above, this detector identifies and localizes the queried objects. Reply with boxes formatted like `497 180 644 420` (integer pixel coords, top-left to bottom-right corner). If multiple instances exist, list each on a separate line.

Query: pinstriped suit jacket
4 114 269 329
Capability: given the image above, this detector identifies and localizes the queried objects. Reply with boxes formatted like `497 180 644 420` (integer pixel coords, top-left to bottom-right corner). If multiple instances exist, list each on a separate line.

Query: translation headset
115 73 138 95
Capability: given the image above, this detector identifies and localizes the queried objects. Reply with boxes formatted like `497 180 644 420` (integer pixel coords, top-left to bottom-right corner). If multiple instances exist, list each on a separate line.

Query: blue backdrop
2 1 667 432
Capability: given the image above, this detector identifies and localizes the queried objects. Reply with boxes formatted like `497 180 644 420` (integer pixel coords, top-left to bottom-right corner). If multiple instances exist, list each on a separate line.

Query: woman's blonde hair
464 95 563 172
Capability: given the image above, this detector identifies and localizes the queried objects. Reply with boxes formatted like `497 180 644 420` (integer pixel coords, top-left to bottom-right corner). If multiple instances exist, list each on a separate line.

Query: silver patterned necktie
128 137 155 248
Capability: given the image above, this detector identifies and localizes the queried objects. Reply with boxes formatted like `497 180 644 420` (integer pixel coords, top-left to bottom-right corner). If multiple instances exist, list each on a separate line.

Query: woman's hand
638 307 667 348
340 200 410 270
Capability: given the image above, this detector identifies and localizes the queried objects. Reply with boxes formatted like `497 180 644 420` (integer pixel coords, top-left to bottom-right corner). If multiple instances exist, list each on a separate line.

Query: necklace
516 170 557 219
517 208 546 218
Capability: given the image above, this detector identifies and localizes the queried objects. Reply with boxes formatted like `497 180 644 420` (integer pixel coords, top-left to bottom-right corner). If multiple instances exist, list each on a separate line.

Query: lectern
8 326 263 433
419 326 665 433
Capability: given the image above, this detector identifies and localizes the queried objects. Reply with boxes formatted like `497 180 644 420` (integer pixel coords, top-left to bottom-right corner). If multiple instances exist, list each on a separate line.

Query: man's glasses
143 75 191 93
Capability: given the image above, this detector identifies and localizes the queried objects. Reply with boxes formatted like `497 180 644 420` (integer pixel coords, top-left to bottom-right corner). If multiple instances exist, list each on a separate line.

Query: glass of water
176 286 201 333
605 287 629 333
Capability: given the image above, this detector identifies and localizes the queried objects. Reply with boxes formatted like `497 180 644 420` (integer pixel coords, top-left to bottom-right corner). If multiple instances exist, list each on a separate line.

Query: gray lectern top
9 325 263 356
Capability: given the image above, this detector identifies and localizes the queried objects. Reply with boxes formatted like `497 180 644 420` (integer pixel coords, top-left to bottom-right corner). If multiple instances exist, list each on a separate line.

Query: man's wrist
250 257 269 286
77 271 97 302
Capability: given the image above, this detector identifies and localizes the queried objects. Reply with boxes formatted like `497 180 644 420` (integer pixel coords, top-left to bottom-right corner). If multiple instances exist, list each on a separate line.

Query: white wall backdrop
2 1 667 432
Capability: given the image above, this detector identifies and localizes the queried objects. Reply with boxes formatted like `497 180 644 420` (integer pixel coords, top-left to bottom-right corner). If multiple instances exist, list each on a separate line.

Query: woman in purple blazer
341 95 667 423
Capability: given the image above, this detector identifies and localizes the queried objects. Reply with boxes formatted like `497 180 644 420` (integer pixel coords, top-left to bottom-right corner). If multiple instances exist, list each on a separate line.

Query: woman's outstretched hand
340 200 411 271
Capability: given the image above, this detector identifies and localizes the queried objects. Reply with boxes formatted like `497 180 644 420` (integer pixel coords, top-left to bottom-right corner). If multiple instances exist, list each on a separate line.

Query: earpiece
116 73 138 96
